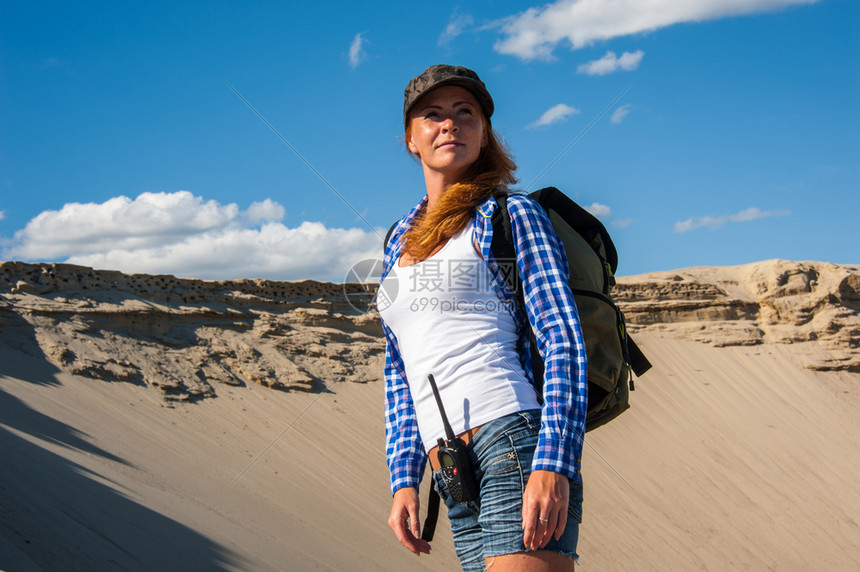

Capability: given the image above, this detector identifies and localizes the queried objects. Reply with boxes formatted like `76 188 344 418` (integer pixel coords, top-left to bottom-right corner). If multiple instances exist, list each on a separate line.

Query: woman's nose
441 117 459 132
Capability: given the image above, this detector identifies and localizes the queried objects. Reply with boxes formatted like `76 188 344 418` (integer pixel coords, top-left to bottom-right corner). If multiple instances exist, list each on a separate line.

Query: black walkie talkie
427 374 478 503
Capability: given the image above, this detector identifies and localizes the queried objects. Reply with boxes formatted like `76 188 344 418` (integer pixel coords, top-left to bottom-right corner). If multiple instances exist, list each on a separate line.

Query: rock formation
1 259 856 400
616 259 859 372
0 261 383 400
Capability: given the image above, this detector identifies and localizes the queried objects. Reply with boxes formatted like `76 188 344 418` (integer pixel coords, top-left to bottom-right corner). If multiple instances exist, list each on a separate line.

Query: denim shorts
432 409 583 572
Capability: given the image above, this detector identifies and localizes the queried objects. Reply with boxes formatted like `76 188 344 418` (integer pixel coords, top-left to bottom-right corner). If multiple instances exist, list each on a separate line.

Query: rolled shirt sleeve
380 202 429 495
507 195 588 480
383 322 428 494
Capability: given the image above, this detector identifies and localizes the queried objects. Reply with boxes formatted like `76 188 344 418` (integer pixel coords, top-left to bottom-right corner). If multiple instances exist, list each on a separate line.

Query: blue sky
1 0 857 281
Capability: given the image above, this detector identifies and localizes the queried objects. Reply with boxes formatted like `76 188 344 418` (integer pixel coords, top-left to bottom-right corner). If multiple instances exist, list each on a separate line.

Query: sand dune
1 259 858 571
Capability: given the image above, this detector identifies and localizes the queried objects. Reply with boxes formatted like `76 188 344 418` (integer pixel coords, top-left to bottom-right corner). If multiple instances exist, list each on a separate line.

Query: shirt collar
383 194 502 278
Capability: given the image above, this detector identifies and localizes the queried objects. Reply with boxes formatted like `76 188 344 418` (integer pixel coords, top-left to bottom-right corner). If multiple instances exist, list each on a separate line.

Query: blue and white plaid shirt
380 194 588 494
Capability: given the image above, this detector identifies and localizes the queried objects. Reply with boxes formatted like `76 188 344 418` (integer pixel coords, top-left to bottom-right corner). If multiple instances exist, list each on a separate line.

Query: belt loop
528 408 540 429
518 409 537 429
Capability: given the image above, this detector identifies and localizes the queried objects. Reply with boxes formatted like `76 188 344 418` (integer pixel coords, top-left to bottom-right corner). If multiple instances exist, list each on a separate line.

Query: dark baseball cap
403 64 494 127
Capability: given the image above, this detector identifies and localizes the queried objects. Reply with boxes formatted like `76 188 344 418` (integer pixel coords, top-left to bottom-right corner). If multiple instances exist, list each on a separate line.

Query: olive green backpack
491 187 652 431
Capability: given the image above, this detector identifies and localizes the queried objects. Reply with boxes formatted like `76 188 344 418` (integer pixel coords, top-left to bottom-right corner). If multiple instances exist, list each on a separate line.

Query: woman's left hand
521 470 569 551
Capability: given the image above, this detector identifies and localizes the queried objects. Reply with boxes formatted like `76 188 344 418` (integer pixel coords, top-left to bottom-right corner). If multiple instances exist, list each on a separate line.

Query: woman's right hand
388 486 431 555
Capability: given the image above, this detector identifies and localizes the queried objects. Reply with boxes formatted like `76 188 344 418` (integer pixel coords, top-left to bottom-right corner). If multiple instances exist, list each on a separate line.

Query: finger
522 500 539 550
538 507 559 548
403 522 432 554
406 518 433 554
552 485 570 542
412 537 432 554
389 510 419 554
392 517 414 553
406 502 418 540
553 501 568 541
525 512 548 551
396 521 432 555
404 532 432 554
536 514 549 549
406 504 431 554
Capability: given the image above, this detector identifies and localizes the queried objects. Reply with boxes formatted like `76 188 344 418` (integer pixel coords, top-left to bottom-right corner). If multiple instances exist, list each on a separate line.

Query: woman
378 64 587 571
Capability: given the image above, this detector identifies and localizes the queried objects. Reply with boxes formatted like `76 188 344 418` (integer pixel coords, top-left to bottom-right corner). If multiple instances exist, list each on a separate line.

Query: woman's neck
422 168 464 212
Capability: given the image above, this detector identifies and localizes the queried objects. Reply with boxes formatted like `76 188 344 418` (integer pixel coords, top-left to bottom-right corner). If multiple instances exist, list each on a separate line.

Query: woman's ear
406 134 418 155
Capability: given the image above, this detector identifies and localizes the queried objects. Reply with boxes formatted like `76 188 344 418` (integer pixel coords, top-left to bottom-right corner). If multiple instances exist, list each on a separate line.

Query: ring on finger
538 517 549 522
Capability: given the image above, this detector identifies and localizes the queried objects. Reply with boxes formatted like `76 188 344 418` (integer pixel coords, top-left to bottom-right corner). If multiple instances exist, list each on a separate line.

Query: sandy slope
0 343 459 571
2 335 858 571
1 259 858 570
580 337 859 571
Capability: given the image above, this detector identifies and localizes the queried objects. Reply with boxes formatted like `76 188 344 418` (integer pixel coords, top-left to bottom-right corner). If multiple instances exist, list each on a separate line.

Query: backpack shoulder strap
490 193 522 303
627 335 652 378
383 221 398 253
490 193 545 396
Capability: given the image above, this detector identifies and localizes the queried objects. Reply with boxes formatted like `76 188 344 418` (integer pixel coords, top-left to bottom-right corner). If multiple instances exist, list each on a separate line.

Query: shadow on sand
0 315 242 571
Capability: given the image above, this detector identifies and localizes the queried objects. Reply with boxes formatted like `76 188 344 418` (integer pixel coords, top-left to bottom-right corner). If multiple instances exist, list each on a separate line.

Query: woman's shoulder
502 192 546 222
385 196 428 250
501 192 563 252
387 216 409 243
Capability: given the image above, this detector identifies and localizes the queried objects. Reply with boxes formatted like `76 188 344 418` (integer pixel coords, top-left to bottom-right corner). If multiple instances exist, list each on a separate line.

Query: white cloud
244 198 285 225
610 104 633 124
674 207 791 233
64 222 380 282
349 33 367 69
584 202 611 218
10 191 238 259
0 210 5 221
439 11 475 47
577 50 644 75
4 191 382 281
529 103 580 128
495 0 818 60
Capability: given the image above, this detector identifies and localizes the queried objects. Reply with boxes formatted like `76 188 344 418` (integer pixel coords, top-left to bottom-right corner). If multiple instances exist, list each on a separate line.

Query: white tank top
378 223 540 452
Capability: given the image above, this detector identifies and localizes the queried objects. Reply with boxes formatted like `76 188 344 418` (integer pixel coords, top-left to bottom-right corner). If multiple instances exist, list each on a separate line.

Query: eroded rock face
1 259 857 400
0 262 383 400
615 260 859 372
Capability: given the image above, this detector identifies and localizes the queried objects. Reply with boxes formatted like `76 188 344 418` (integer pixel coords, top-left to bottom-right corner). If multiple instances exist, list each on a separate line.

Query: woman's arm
381 204 435 551
506 195 588 549
507 194 587 477
383 325 427 494
383 327 432 551
381 212 428 495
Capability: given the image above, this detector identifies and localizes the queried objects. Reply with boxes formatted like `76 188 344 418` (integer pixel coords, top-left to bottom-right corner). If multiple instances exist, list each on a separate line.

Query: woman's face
406 85 487 185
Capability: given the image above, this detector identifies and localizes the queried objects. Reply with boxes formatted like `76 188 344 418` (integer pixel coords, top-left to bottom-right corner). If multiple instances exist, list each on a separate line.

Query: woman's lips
437 141 463 149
